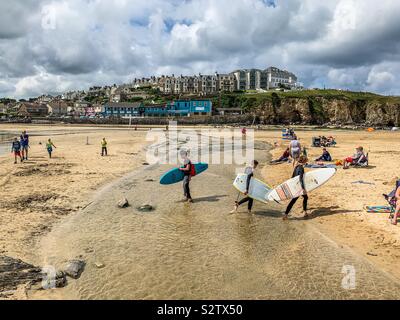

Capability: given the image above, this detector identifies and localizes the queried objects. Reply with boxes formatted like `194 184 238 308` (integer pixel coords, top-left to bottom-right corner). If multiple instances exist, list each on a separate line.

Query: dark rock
64 260 86 279
117 198 129 208
138 204 154 212
34 270 67 290
367 252 378 257
142 162 150 166
0 256 42 294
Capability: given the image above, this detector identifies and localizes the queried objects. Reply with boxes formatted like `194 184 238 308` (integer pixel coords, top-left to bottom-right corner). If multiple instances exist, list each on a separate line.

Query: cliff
216 90 400 127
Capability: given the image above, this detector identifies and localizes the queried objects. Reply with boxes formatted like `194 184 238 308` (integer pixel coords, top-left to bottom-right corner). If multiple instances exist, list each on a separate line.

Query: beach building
102 100 212 118
17 103 49 117
166 100 212 117
103 102 144 118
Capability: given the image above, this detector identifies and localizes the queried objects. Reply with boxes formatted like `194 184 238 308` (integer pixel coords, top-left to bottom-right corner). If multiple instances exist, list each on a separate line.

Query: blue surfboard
160 163 209 185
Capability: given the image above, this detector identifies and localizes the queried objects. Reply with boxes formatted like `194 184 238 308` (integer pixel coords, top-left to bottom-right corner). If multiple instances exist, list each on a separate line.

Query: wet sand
0 124 147 271
27 129 400 299
1 124 400 299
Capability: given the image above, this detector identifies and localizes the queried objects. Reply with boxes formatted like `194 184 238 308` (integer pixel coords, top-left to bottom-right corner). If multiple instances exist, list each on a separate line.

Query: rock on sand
64 259 86 279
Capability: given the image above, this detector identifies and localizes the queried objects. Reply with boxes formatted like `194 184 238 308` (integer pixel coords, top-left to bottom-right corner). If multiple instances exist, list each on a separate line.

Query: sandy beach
260 129 400 280
0 124 147 259
1 124 400 299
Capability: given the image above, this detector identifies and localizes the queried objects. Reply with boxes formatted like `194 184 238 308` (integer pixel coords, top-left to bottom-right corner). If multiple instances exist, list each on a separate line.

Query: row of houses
133 66 300 95
2 100 213 118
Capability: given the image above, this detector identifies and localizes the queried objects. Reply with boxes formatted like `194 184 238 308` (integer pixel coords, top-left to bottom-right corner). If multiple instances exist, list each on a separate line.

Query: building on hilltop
232 67 298 91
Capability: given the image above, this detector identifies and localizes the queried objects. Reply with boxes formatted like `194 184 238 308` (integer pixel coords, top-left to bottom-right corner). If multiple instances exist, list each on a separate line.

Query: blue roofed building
102 100 212 118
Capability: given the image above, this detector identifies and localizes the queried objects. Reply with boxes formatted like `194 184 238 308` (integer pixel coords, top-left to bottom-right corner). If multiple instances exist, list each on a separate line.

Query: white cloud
1 0 400 98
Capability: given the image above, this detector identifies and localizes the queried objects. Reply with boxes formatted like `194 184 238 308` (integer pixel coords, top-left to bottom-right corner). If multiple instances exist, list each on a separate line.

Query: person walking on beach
20 130 29 161
101 138 108 157
283 155 309 220
289 137 302 167
391 184 400 225
46 139 56 159
231 160 259 214
179 149 194 203
11 137 23 164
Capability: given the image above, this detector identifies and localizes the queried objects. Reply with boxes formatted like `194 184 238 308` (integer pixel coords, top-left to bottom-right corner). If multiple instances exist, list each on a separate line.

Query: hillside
211 89 400 126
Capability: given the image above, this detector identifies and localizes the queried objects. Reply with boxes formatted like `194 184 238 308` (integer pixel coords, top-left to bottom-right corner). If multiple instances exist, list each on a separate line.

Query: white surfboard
267 168 336 202
233 174 273 204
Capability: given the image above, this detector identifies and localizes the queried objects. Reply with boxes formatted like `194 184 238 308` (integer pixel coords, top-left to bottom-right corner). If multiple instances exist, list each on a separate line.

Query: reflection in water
32 140 400 300
0 132 15 156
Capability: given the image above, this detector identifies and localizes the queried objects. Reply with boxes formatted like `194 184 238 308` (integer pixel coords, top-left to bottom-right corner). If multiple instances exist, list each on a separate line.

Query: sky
1 0 400 99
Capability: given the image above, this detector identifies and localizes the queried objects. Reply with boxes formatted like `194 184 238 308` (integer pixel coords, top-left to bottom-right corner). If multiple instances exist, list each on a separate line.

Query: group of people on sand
230 156 310 220
232 129 310 219
10 130 57 164
11 130 29 164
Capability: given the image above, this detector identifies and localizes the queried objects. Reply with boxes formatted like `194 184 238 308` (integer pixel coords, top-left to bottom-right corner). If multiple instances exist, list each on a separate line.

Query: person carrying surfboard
179 149 194 203
231 160 259 214
283 155 309 220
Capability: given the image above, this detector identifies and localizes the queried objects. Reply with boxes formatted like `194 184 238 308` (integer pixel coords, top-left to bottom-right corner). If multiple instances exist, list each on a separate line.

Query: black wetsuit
238 169 254 211
285 164 308 215
183 160 192 200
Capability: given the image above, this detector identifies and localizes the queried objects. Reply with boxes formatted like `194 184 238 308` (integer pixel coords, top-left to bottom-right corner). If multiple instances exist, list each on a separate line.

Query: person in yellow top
101 138 108 157
46 139 56 159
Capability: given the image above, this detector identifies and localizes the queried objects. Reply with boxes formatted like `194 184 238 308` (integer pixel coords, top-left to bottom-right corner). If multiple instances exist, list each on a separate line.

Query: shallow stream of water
31 136 400 299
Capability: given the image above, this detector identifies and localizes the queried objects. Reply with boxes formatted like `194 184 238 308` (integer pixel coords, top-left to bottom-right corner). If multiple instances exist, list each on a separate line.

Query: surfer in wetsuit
179 149 193 203
231 160 259 214
283 155 309 220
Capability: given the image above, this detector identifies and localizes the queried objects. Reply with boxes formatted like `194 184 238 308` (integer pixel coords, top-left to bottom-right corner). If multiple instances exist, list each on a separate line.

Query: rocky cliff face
256 96 400 126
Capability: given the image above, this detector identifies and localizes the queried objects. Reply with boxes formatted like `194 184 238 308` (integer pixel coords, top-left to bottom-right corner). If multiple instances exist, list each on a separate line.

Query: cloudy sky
1 0 400 99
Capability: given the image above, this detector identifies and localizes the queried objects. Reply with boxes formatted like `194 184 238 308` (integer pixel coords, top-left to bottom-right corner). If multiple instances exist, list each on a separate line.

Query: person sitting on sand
179 149 194 203
343 146 364 169
315 148 332 162
20 130 29 161
271 148 290 164
101 138 108 157
46 139 56 159
391 185 400 226
283 156 309 220
11 138 23 164
289 137 302 167
231 160 259 214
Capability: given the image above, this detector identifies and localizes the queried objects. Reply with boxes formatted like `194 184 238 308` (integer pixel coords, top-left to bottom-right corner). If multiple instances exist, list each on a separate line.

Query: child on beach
283 155 309 220
11 138 23 164
231 160 259 214
20 130 29 160
46 139 56 158
179 149 194 203
101 138 108 156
